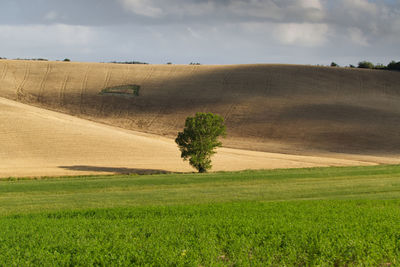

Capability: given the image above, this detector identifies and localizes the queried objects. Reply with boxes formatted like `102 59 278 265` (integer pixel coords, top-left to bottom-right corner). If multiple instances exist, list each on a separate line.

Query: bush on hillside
374 63 386 70
14 58 48 61
100 84 140 97
358 61 375 69
110 61 148 65
387 61 400 71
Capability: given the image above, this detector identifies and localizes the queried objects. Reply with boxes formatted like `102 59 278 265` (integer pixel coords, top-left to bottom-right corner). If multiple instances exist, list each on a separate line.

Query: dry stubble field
0 60 399 177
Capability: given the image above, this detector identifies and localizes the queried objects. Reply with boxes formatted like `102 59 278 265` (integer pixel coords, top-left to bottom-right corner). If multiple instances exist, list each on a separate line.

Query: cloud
342 0 377 14
0 24 98 59
44 11 59 21
118 0 326 22
274 23 329 47
328 0 397 33
347 27 369 46
120 0 163 17
119 0 215 18
299 0 322 10
0 0 399 65
186 27 202 39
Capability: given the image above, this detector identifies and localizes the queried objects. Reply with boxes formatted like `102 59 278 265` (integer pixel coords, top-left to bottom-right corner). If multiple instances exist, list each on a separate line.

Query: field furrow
0 60 399 177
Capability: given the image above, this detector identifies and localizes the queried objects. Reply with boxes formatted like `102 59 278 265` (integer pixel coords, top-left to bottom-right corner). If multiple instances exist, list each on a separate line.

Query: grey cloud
326 0 400 34
0 0 399 65
1 0 398 31
0 0 133 26
0 0 327 25
118 0 327 24
326 0 400 50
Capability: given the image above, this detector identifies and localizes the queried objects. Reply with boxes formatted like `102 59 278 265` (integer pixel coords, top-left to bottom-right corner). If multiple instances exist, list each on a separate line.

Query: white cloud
299 0 323 10
186 27 201 39
341 0 377 14
120 0 215 18
120 0 163 17
227 0 281 19
222 0 326 22
274 23 329 47
53 24 96 45
298 0 325 20
348 27 369 46
0 24 98 56
44 11 58 21
118 0 326 21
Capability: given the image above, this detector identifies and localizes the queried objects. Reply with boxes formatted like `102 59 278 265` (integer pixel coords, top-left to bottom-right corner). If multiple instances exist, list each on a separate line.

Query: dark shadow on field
11 61 400 155
58 165 172 175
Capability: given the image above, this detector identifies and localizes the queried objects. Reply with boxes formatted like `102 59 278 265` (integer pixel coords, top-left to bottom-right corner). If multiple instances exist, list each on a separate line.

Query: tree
358 61 374 69
175 112 226 173
387 60 400 71
374 63 386 70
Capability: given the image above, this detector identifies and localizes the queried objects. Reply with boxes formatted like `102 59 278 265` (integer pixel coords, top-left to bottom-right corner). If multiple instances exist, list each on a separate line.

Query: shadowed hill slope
2 97 381 178
1 59 400 155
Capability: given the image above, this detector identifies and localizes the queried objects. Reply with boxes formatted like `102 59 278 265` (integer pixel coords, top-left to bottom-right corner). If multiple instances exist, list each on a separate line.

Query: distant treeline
14 58 49 61
331 60 400 71
166 62 201 65
0 57 71 62
1 56 398 71
109 61 148 65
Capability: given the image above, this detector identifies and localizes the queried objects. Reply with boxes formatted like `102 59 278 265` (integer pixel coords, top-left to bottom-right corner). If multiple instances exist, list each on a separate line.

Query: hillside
0 59 400 177
1 60 399 155
1 96 379 177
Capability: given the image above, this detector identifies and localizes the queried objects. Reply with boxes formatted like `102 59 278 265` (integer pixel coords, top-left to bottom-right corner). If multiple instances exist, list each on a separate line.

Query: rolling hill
0 59 399 177
0 96 377 177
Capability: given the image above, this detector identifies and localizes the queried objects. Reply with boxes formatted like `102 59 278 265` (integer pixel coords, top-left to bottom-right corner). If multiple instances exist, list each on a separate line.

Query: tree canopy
358 61 375 69
175 112 226 173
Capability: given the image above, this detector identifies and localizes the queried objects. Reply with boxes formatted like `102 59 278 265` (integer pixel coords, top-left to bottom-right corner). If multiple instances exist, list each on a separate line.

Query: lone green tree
175 112 226 173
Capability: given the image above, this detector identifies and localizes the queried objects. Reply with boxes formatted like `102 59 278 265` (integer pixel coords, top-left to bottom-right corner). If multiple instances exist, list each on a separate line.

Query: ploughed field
0 59 400 177
0 96 386 178
1 165 400 265
1 60 400 154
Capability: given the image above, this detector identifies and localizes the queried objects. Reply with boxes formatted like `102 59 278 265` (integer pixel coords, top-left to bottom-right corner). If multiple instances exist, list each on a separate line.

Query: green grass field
1 165 400 266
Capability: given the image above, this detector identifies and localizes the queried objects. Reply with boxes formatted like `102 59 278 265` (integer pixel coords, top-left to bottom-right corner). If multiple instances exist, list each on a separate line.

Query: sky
0 0 399 65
